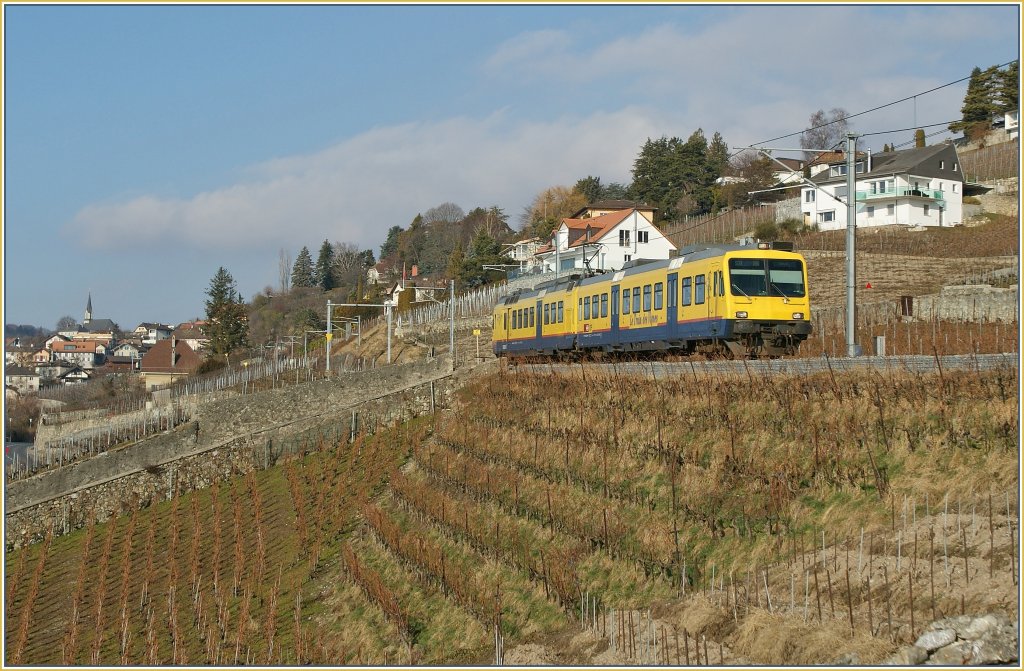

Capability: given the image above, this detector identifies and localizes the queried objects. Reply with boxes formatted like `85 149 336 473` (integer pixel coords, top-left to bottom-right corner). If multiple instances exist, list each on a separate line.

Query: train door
535 299 543 341
610 284 620 334
666 273 678 328
707 264 721 335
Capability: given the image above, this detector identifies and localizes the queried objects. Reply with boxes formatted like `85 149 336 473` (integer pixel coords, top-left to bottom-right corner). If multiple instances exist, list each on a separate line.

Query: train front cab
722 246 812 356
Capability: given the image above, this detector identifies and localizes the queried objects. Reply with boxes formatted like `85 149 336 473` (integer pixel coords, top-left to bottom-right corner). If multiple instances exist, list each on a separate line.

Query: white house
503 237 544 272
50 340 106 369
133 322 173 345
800 144 964 231
5 366 40 394
534 207 676 274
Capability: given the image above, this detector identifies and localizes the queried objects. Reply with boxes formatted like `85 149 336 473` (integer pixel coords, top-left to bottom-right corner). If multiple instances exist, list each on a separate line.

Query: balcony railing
856 188 945 201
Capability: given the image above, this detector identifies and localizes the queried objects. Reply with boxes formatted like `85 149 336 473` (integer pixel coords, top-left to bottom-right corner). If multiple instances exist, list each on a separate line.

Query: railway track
512 352 1019 376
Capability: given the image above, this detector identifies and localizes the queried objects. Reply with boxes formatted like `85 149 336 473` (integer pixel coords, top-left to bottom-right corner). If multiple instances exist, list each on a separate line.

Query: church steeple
84 292 93 324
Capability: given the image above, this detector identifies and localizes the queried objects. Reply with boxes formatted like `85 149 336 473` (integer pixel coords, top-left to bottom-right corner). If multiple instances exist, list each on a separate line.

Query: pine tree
315 240 336 291
950 66 997 135
914 129 926 147
291 246 316 288
203 267 249 356
994 61 1019 113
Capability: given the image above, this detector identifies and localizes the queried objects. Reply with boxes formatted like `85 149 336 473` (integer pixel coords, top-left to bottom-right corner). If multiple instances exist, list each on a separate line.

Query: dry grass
732 610 891 665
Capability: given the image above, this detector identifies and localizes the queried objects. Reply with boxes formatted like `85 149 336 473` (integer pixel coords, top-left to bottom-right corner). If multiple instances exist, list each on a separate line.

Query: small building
60 367 92 385
172 321 210 353
5 366 40 394
36 359 76 384
139 337 202 390
133 322 173 345
50 340 106 369
800 144 964 230
534 207 676 274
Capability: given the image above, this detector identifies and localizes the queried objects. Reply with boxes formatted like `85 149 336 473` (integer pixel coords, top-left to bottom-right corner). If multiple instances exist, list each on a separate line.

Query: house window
867 206 874 218
682 277 692 306
804 190 816 203
654 282 663 310
619 230 631 247
623 254 631 263
695 275 705 304
952 183 959 193
643 285 652 311
637 230 649 244
600 294 608 318
834 185 848 198
924 204 930 216
632 287 641 313
887 204 895 216
940 160 945 169
953 163 958 172
818 211 836 223
830 164 846 177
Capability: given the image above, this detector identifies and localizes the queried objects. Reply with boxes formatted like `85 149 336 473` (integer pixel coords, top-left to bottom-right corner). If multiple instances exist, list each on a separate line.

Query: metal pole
326 300 333 373
449 280 455 358
845 134 860 357
386 304 392 364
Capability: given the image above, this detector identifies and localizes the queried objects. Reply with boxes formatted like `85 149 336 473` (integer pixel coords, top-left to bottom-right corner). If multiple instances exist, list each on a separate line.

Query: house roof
139 338 202 374
5 365 37 377
562 209 634 248
772 158 805 171
807 144 962 187
53 341 102 353
81 319 118 333
569 200 656 219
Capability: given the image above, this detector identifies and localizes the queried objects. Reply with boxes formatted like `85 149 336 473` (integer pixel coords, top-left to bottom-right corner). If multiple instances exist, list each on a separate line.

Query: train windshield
729 258 805 298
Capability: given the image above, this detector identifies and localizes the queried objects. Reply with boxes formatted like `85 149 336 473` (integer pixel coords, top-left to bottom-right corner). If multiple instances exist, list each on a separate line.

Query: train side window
632 287 641 313
600 293 608 318
668 278 677 308
584 296 591 320
592 295 599 317
682 277 692 306
643 284 652 311
695 275 706 304
530 307 536 328
503 313 508 330
654 282 663 310
558 301 564 323
544 303 550 325
623 288 631 314
514 310 519 329
579 298 583 319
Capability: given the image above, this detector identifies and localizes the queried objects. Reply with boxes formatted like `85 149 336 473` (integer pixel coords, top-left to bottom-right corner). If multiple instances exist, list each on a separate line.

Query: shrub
754 221 779 241
962 196 981 205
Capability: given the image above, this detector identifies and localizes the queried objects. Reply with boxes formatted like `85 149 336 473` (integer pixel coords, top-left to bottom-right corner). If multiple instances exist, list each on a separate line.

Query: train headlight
735 311 748 319
792 312 804 319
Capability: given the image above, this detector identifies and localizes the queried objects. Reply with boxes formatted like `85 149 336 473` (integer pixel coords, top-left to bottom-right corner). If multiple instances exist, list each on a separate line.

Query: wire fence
959 139 1020 182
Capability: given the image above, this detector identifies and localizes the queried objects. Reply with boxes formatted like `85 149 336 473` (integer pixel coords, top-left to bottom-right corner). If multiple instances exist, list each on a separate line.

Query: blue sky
3 3 1020 331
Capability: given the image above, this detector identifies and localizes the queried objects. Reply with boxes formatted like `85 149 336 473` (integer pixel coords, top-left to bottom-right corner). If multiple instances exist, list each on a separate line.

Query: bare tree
423 202 465 225
278 248 291 294
331 241 363 286
800 108 851 159
56 315 78 332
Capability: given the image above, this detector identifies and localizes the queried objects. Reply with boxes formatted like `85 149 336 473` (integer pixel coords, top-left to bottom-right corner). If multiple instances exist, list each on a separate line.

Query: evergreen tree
379 225 403 260
447 241 466 281
914 129 926 147
315 239 336 291
574 176 604 204
994 60 1019 113
707 131 730 178
950 66 998 135
291 246 316 288
203 267 249 356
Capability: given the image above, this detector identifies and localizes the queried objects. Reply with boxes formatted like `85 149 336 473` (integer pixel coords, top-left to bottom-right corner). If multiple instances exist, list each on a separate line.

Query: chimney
411 264 419 278
171 336 177 368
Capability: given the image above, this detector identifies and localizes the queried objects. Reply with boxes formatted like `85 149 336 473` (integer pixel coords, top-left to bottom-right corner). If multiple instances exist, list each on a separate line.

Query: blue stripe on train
494 318 733 354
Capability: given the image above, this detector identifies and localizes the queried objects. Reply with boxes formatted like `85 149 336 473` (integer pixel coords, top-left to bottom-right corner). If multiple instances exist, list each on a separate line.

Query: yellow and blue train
491 242 811 358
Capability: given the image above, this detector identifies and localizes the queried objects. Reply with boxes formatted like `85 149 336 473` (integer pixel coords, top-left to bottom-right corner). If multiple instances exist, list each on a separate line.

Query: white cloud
67 107 669 253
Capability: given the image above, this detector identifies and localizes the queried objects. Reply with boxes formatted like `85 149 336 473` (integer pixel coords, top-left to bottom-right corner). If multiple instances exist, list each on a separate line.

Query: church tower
84 293 93 325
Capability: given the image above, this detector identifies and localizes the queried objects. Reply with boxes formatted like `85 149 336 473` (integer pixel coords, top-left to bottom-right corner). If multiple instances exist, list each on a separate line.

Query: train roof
496 241 799 303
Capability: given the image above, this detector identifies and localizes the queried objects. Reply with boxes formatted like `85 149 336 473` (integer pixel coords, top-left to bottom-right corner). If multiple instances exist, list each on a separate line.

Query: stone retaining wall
913 284 1019 323
5 356 459 549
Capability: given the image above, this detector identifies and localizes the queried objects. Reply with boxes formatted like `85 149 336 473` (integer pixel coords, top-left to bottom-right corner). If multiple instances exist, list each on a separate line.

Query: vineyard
5 360 1019 665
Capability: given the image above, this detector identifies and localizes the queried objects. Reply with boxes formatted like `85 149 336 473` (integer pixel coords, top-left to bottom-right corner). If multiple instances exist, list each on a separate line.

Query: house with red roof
534 204 676 275
139 337 202 390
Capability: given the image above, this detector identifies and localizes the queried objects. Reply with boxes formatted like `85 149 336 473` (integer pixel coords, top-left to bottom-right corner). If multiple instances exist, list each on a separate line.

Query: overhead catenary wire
749 59 1019 148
